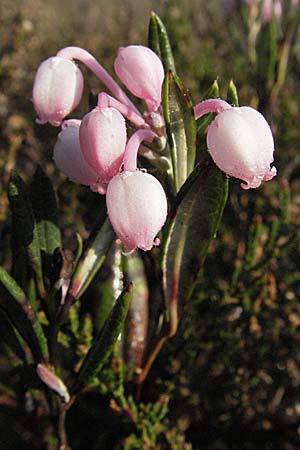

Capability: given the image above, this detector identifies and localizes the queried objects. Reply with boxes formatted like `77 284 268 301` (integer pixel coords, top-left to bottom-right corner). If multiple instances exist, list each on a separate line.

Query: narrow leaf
256 21 279 106
206 79 220 99
0 309 27 362
96 242 123 333
148 11 176 73
123 251 148 378
67 218 115 302
0 266 49 361
8 171 44 295
162 71 196 192
74 232 83 268
76 283 132 388
30 166 61 257
227 80 239 106
161 158 228 336
8 172 35 247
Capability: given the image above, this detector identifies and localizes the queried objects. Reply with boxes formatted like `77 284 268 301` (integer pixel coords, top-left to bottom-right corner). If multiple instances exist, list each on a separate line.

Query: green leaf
0 266 49 362
76 283 132 389
8 172 35 247
148 11 176 73
162 71 196 192
161 158 228 336
206 79 220 99
67 218 116 302
122 251 148 378
256 21 279 105
30 166 61 257
0 309 27 362
96 242 123 333
8 171 44 295
227 80 239 106
74 232 83 268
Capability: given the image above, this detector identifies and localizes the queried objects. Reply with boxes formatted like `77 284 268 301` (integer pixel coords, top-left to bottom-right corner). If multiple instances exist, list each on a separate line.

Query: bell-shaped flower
33 56 84 126
53 119 99 188
206 106 276 189
106 170 168 252
114 45 164 112
106 129 168 252
79 107 127 191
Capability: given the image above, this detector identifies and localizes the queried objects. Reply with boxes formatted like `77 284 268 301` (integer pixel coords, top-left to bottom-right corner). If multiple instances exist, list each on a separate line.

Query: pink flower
79 107 127 192
106 170 168 252
32 56 84 126
53 119 99 187
106 129 167 252
206 106 276 189
114 45 164 112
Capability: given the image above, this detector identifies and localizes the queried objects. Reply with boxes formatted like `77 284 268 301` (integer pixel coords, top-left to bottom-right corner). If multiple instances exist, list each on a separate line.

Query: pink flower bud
206 106 276 189
37 364 70 403
79 107 127 189
33 57 84 126
53 119 99 187
114 45 164 112
106 171 168 252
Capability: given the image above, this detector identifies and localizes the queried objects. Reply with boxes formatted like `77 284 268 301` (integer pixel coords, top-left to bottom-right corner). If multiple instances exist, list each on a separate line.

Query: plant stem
136 330 168 386
97 92 148 128
123 129 156 172
56 46 141 115
57 404 70 450
193 98 231 120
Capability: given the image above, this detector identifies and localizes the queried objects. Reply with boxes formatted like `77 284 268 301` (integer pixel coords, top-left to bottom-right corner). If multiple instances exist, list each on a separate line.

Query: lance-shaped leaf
123 251 148 378
148 11 176 73
162 71 196 192
8 172 44 295
0 309 27 362
75 283 132 389
67 218 115 303
227 79 239 107
96 242 123 333
161 158 228 336
30 167 61 277
256 21 278 103
0 266 49 362
74 232 83 268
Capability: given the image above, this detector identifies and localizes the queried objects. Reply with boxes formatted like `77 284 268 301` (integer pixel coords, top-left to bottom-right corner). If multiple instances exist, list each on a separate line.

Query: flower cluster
33 45 167 253
32 41 276 251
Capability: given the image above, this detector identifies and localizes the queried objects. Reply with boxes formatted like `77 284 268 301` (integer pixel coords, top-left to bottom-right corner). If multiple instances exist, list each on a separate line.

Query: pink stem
123 130 156 172
193 98 231 120
97 92 148 129
57 46 141 116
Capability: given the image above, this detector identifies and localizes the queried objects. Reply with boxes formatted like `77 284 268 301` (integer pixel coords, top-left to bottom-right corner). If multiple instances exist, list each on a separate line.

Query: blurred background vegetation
1 0 300 449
